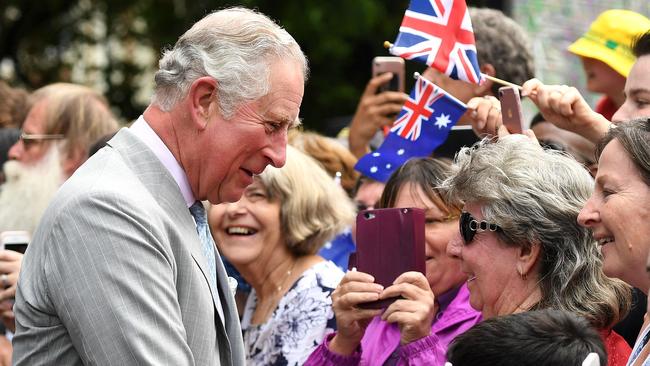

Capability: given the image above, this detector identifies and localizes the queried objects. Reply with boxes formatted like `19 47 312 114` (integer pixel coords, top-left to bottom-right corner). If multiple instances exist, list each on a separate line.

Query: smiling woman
576 118 650 366
208 145 355 366
441 135 632 366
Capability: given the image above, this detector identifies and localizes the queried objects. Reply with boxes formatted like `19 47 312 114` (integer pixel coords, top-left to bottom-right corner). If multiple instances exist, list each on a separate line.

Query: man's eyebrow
628 88 650 97
289 117 302 129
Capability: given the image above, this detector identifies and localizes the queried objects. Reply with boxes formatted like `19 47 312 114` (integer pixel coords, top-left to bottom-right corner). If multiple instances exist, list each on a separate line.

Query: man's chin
209 188 246 205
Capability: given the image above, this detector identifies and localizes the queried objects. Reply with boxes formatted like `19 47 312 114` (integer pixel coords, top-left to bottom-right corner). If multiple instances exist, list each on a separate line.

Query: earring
517 267 527 281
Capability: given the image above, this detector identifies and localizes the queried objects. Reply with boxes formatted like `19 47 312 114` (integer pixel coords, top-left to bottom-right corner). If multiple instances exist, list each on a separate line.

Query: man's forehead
23 100 50 133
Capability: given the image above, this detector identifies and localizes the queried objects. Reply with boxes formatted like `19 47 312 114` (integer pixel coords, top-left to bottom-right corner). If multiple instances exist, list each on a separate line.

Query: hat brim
568 38 634 77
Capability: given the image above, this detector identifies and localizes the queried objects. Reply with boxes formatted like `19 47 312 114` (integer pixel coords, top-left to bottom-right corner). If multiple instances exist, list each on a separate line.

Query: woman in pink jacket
306 158 481 366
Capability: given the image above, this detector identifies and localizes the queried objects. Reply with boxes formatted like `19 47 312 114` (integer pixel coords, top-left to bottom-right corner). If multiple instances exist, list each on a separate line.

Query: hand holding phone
498 86 525 134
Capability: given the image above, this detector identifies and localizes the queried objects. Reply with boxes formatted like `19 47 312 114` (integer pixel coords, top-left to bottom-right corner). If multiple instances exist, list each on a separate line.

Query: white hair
0 144 65 233
152 7 308 118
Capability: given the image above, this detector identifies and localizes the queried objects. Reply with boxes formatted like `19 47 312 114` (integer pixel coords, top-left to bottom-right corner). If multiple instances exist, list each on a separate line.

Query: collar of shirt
129 116 195 208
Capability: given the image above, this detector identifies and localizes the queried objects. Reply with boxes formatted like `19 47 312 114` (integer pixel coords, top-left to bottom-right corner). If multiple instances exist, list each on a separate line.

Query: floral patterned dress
241 260 343 365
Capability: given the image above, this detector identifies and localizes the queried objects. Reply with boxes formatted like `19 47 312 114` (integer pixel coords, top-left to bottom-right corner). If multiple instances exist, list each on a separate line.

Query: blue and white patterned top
241 260 343 366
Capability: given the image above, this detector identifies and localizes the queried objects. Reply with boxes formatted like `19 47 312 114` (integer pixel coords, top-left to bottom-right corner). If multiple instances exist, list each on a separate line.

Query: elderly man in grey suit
12 7 307 366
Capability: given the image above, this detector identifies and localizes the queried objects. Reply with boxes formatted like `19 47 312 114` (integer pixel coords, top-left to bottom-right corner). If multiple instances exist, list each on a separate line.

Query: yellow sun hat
568 9 650 77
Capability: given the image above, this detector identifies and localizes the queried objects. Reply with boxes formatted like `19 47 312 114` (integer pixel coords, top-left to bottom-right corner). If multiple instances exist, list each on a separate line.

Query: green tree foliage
0 0 495 132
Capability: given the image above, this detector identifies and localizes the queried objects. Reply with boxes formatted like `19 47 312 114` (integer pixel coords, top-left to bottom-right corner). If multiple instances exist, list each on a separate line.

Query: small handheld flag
354 75 467 182
389 0 482 84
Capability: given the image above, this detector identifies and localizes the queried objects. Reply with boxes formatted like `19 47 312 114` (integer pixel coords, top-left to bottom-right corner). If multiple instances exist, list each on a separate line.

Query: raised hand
348 73 409 158
522 79 610 143
380 271 436 345
329 270 384 355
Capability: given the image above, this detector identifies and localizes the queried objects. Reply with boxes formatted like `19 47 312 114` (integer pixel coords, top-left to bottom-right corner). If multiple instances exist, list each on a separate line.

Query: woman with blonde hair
209 145 355 365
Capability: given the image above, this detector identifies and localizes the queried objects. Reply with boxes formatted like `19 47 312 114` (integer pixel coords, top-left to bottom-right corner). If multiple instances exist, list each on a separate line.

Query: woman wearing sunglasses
306 158 481 366
442 135 632 365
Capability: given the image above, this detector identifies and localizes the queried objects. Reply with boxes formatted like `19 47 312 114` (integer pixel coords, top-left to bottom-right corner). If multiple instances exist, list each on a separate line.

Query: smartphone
0 231 30 254
372 56 405 93
354 207 425 309
498 86 525 134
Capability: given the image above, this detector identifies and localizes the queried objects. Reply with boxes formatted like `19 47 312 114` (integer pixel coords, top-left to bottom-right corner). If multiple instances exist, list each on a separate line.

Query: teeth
467 275 477 283
227 227 256 235
598 238 614 245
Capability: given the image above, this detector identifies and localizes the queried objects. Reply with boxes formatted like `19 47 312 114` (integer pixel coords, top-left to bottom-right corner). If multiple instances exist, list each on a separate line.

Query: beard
0 146 65 234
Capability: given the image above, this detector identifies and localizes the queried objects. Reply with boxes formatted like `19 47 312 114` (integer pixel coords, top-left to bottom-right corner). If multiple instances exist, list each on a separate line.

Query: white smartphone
0 231 30 254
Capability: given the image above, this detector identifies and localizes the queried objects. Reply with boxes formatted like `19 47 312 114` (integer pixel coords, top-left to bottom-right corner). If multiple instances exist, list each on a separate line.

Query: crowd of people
0 4 649 366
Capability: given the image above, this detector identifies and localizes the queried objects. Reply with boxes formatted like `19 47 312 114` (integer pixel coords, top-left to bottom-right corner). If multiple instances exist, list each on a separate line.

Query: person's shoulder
307 260 344 289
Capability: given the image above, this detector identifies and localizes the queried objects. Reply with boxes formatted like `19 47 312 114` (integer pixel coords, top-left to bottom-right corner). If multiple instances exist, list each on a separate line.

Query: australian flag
355 75 466 182
390 0 482 84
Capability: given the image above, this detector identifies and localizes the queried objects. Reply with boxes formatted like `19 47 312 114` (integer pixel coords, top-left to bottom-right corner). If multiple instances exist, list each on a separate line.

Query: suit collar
129 116 195 208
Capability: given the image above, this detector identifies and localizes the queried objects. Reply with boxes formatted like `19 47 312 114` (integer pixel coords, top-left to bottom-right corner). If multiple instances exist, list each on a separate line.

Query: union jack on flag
391 76 444 141
354 76 467 183
390 0 482 84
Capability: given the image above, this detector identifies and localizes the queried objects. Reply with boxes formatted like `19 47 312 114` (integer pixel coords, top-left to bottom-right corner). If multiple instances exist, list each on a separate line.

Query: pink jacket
305 284 481 366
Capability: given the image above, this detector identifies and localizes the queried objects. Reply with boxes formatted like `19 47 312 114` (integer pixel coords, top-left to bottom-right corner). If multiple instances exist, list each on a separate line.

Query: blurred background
1 0 648 133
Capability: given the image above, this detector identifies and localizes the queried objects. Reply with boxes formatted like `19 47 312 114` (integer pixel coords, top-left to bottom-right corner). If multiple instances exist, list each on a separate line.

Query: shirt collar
129 116 196 208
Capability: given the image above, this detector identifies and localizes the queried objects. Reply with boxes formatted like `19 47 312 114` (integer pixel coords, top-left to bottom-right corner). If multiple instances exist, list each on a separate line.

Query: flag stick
384 41 393 49
481 74 523 90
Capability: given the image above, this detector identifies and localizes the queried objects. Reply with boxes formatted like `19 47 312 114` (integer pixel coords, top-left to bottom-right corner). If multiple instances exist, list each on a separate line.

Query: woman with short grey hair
442 134 632 365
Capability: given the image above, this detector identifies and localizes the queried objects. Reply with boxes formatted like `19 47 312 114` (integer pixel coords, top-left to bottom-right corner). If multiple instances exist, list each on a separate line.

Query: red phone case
354 207 426 309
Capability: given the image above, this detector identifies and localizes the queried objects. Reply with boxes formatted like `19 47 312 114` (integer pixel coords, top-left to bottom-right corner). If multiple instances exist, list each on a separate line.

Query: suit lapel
107 128 231 336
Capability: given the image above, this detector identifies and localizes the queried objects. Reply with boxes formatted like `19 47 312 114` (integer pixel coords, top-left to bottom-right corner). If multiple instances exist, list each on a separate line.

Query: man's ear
188 77 218 131
472 63 496 97
517 241 541 277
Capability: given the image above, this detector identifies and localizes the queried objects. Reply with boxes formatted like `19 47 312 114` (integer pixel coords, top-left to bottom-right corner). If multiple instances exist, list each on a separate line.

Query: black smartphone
0 231 30 254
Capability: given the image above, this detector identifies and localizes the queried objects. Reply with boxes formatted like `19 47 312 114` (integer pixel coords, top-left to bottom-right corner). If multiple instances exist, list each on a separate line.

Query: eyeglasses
20 132 65 149
459 211 502 244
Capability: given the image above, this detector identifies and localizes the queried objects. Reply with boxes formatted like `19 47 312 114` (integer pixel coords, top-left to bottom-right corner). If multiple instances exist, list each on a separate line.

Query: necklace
251 259 298 325
276 260 296 294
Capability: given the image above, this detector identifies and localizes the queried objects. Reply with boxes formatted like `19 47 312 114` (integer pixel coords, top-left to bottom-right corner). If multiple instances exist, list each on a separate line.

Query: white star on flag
434 113 451 129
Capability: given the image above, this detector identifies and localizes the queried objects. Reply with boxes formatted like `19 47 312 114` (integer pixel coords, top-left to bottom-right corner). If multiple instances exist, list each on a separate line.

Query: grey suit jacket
13 128 245 365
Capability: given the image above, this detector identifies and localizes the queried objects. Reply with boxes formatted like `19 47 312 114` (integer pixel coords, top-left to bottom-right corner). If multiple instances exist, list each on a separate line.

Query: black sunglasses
459 211 502 244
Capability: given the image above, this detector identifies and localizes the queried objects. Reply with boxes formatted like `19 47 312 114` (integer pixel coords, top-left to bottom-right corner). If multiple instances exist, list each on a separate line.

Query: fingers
523 129 541 145
333 270 384 309
467 96 502 136
381 299 424 321
364 73 396 96
0 286 16 303
558 87 582 116
393 271 430 289
340 269 376 284
532 83 580 118
0 250 22 262
521 78 543 99
381 272 433 301
374 91 409 104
